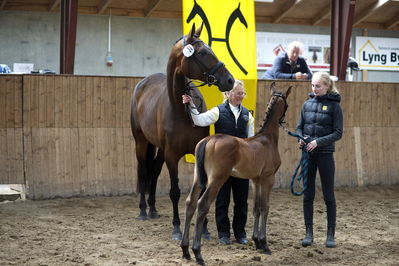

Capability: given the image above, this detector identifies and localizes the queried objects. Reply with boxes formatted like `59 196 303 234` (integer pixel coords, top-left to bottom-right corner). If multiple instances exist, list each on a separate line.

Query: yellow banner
182 0 257 162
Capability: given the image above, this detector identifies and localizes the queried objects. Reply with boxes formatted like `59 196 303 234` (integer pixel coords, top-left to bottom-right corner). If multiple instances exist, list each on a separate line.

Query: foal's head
175 23 234 92
271 82 292 124
259 82 292 132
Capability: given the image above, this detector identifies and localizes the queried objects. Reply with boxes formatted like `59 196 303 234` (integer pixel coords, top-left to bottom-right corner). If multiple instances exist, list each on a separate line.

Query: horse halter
272 92 289 128
185 38 225 86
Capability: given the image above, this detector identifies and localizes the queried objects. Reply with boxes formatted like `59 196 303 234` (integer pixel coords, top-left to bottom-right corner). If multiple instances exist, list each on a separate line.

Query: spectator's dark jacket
296 92 343 153
215 101 249 138
262 52 313 80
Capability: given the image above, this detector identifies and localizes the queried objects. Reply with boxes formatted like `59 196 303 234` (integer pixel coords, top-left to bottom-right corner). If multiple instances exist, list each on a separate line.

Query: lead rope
184 81 206 127
280 123 310 196
287 131 311 196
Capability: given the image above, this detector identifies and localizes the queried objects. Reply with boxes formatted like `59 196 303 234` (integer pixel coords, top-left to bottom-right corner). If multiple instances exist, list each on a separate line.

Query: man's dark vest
215 101 249 138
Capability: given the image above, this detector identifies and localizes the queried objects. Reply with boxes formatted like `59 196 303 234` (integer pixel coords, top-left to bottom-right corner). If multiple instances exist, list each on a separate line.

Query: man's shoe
236 237 248 245
202 227 211 240
218 236 231 245
202 231 211 240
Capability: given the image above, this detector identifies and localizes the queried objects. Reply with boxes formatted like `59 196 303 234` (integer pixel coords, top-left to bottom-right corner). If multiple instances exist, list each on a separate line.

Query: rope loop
287 131 311 196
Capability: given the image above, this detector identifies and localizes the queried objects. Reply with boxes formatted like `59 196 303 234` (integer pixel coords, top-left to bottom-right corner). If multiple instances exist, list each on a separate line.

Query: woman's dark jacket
262 52 313 80
296 92 343 153
215 101 249 138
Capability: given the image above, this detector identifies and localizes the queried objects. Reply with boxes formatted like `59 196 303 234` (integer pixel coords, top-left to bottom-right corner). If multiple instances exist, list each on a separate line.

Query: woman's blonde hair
312 72 339 94
223 79 245 101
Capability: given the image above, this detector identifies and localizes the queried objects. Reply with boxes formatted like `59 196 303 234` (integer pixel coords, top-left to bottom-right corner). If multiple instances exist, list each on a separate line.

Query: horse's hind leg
147 147 164 219
165 155 182 240
137 159 148 219
134 134 151 220
192 183 222 266
200 187 211 240
181 179 203 261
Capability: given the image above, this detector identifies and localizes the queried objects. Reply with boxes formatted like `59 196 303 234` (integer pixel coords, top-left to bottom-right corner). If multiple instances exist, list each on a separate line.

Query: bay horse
181 83 292 265
130 23 234 240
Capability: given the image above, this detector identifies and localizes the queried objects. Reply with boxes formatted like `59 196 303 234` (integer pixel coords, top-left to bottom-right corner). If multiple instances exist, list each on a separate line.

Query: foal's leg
147 148 164 219
165 155 182 240
181 179 203 260
192 182 223 266
252 181 262 249
258 177 274 254
199 186 211 240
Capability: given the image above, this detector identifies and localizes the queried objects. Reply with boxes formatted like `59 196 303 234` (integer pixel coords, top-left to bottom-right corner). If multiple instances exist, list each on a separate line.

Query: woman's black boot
325 226 336 248
301 225 313 247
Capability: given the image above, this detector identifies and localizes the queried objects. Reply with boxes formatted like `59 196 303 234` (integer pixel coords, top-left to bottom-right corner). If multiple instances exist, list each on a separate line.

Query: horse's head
270 82 292 125
178 23 234 92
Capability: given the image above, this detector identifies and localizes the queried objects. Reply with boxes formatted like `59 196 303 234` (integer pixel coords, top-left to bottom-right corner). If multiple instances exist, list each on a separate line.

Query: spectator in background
0 64 11 73
262 41 312 80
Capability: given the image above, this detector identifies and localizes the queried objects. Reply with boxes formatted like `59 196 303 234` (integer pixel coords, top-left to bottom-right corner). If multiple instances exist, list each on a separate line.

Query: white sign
355 37 399 71
13 63 34 74
256 32 331 71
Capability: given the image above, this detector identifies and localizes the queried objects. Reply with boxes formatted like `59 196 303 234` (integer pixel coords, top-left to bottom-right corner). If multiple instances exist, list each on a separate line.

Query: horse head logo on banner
186 0 249 75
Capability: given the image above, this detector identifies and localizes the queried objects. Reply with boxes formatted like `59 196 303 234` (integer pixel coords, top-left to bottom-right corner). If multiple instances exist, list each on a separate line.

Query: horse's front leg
166 158 182 240
252 182 262 249
258 203 271 254
258 180 273 254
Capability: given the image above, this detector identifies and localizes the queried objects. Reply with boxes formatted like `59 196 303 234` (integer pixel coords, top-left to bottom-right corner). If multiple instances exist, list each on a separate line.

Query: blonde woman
182 79 254 245
296 72 343 248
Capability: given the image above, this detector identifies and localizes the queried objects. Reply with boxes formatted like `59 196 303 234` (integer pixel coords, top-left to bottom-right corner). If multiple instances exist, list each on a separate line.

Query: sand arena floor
1 185 398 265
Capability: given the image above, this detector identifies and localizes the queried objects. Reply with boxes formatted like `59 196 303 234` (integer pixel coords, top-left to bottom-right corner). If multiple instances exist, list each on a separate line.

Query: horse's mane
256 94 280 135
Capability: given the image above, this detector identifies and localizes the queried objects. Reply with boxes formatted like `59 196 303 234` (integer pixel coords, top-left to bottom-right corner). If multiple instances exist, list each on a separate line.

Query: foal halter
272 92 289 129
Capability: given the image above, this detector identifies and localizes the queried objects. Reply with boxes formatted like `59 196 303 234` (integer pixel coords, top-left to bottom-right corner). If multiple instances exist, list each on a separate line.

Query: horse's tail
135 143 156 194
195 138 208 188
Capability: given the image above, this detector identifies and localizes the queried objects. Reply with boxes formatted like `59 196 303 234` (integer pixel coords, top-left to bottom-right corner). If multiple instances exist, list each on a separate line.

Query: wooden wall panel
5 77 15 128
47 128 57 196
0 75 22 128
23 127 140 199
53 77 62 128
335 128 357 186
85 128 96 195
0 77 6 128
45 76 55 128
84 78 93 128
122 127 136 194
1 75 398 198
0 130 8 182
389 127 399 181
0 75 23 185
77 77 86 128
